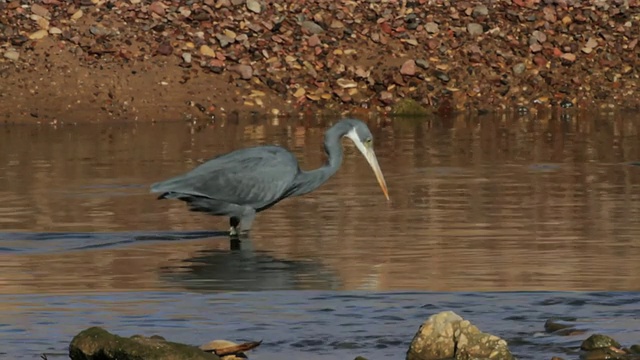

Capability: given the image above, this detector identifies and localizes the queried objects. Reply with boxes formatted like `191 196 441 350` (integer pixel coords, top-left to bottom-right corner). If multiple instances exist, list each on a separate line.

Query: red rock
380 22 392 34
533 55 548 67
308 34 320 47
149 2 165 16
400 59 416 76
209 59 224 67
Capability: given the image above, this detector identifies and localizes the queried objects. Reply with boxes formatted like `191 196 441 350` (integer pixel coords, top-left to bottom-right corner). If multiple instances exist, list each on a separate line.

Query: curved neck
287 121 353 197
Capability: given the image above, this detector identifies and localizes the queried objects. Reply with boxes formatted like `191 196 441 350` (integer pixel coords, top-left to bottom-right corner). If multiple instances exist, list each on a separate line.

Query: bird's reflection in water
159 236 341 292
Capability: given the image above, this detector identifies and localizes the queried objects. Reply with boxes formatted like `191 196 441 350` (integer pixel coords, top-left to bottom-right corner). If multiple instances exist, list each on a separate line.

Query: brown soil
1 0 639 123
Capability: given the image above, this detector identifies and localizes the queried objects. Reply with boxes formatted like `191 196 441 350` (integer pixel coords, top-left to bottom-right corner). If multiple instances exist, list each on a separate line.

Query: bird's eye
364 138 373 146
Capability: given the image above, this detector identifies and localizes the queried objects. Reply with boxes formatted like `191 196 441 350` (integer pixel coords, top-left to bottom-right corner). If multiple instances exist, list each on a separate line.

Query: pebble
182 53 192 63
71 10 83 20
200 45 216 57
31 4 50 18
301 20 324 34
467 23 484 36
512 63 526 75
156 42 173 56
307 34 321 47
216 34 233 47
3 50 20 61
560 53 576 63
28 29 48 40
149 1 166 16
49 27 62 35
400 59 416 76
425 22 439 34
472 5 489 17
379 91 393 104
246 0 261 13
36 17 50 30
232 64 253 80
415 59 429 69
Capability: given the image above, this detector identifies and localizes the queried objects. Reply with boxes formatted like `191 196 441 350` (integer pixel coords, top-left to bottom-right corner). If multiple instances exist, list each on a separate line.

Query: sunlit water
1 111 640 359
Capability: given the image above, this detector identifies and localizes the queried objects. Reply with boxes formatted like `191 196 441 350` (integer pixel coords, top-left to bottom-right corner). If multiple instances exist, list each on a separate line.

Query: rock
200 45 216 57
307 34 321 47
31 4 51 18
512 63 525 75
216 34 233 47
149 1 166 16
400 60 416 76
530 43 543 53
246 0 261 14
379 91 393 105
182 52 192 63
560 53 576 63
544 317 578 333
70 9 83 21
200 339 262 359
3 50 20 61
391 98 429 117
467 23 483 36
581 334 622 351
28 30 48 40
415 59 429 69
49 27 62 35
425 22 439 34
69 326 219 360
472 5 489 17
580 347 629 360
406 311 514 360
301 20 324 34
157 42 173 56
231 64 253 80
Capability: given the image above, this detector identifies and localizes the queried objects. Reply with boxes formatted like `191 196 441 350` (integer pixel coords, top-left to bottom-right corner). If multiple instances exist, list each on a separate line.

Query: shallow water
1 111 640 359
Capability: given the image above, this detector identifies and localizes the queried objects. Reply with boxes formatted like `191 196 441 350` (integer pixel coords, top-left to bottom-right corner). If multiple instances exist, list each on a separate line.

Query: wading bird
151 118 389 237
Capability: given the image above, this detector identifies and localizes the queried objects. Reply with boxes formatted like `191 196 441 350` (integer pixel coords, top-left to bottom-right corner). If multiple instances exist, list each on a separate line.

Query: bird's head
343 119 390 201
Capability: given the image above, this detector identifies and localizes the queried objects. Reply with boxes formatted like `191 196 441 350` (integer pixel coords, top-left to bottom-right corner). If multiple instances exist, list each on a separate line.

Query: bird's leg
229 216 240 238
237 208 256 237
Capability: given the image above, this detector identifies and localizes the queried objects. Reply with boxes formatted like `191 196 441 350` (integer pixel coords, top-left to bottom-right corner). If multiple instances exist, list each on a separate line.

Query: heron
150 118 389 237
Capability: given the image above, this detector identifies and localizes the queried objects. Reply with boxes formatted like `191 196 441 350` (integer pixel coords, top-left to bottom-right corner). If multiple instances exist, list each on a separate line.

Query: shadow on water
159 239 341 292
0 230 227 254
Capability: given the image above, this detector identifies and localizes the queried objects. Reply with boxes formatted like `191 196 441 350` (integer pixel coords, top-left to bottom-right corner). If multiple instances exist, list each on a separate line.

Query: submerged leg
228 207 256 237
229 217 240 237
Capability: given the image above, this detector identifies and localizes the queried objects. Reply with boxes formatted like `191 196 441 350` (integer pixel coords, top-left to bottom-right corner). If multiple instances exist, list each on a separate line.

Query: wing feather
151 146 299 209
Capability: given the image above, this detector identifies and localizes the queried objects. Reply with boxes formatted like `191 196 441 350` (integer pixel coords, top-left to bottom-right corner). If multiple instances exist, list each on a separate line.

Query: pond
1 111 639 359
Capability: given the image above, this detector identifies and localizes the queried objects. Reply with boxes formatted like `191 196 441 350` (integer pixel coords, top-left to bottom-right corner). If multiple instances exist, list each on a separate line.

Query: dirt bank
1 0 639 123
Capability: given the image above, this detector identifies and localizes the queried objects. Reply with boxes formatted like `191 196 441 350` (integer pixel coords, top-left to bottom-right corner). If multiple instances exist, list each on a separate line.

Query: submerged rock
406 311 514 360
69 326 220 360
579 334 640 360
544 317 587 336
581 334 622 351
391 98 430 117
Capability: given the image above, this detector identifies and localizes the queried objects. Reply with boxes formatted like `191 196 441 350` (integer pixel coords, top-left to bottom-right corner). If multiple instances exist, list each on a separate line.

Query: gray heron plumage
150 118 389 237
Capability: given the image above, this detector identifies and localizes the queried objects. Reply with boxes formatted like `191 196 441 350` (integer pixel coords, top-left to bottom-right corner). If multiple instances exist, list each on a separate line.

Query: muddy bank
1 0 639 123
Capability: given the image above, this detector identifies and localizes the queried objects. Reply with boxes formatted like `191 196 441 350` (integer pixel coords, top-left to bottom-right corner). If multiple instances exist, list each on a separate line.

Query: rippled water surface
1 112 640 359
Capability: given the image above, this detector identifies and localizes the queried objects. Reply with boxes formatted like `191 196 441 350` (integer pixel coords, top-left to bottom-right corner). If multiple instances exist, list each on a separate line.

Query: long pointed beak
364 148 390 200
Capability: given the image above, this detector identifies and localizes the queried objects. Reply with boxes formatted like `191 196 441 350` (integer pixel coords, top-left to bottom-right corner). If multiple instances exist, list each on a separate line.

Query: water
1 111 640 359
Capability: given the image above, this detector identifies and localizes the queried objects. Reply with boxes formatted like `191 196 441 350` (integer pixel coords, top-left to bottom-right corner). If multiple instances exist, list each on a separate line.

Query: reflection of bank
159 240 342 292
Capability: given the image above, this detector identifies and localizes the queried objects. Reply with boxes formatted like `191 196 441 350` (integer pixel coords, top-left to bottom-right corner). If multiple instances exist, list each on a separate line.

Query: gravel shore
1 0 639 123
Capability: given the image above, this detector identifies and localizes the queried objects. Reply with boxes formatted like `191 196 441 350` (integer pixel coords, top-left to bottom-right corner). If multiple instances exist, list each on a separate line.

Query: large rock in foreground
69 326 220 360
406 311 514 360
